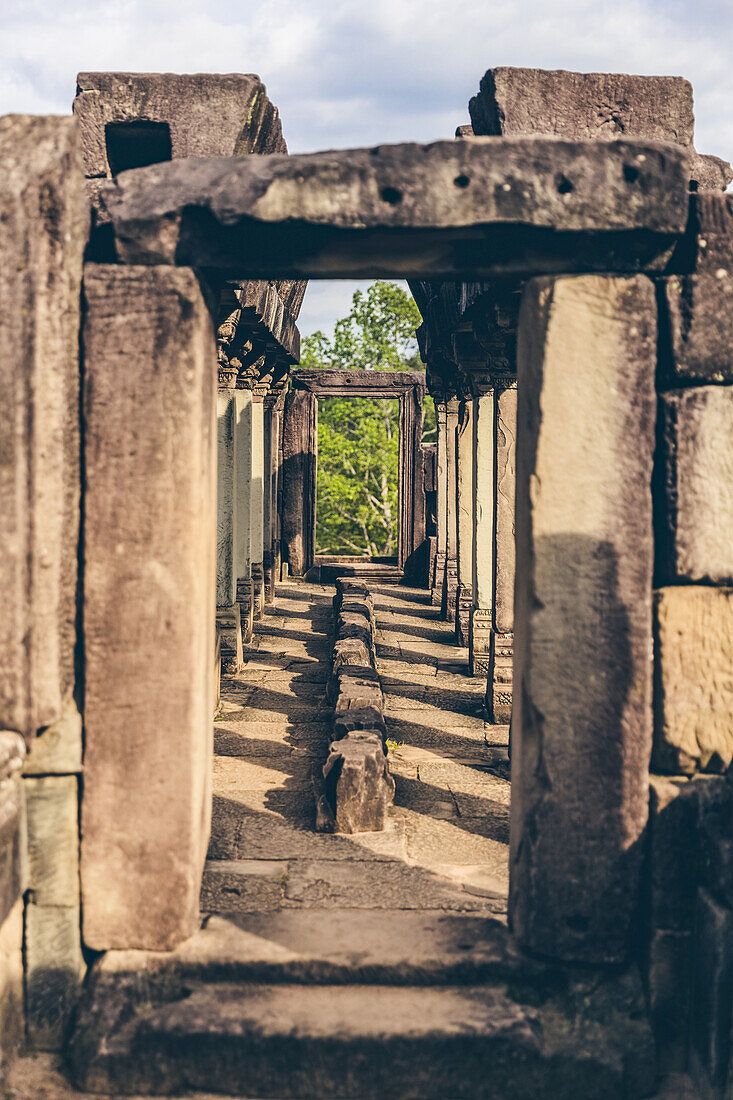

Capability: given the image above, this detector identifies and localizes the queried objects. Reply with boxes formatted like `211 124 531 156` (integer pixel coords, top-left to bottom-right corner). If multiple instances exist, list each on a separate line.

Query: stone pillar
455 394 474 645
0 116 87 744
271 386 287 591
216 362 243 673
263 388 280 604
234 379 254 645
469 376 495 677
432 399 447 605
82 265 216 951
251 384 267 619
487 379 517 722
441 396 460 622
510 274 656 965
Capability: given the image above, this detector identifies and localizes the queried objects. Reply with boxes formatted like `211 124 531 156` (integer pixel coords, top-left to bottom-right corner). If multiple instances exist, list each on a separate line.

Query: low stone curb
316 580 394 834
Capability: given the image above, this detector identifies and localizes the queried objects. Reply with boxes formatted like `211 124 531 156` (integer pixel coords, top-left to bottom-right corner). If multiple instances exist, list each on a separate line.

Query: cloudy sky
3 0 731 336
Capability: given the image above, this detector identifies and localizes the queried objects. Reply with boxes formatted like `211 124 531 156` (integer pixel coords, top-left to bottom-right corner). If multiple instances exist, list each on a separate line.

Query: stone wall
648 191 733 1096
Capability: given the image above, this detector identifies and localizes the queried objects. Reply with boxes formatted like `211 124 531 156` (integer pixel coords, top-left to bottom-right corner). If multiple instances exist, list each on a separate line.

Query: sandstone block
0 116 88 742
81 265 216 951
653 587 733 774
657 387 733 583
74 72 285 179
690 153 733 193
102 138 689 278
661 273 733 385
25 776 79 908
689 888 733 1097
323 735 395 834
511 275 656 964
469 67 694 147
25 902 84 1050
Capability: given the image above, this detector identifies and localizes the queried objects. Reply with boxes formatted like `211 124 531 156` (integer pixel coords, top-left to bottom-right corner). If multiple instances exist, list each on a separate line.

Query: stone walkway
204 580 510 918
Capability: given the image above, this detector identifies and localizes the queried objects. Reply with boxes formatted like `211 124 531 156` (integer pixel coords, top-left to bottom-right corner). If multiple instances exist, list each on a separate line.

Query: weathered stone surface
690 153 733 193
25 902 84 1050
25 776 79 908
661 273 733 385
23 697 82 776
216 390 237 608
323 734 395 834
653 587 733 774
511 275 656 963
216 604 243 676
81 265 216 951
69 957 655 1099
657 388 733 584
0 900 23 1065
649 775 701 932
648 929 692 1073
0 116 88 743
333 706 387 741
101 137 690 278
74 71 285 179
469 67 694 147
0 734 25 929
689 888 733 1097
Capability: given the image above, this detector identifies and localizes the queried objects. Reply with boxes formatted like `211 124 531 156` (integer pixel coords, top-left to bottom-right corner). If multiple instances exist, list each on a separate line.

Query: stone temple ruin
1 64 732 1099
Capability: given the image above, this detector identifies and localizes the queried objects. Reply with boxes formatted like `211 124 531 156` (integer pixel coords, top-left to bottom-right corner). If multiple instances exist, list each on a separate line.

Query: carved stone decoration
488 631 514 724
251 562 265 620
236 578 254 645
470 608 493 676
456 584 473 647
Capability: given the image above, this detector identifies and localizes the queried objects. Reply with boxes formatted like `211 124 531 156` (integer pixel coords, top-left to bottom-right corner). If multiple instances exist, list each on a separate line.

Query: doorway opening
315 395 400 563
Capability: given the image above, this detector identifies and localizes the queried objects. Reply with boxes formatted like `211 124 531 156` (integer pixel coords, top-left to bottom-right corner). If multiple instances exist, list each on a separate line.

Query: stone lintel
101 138 689 278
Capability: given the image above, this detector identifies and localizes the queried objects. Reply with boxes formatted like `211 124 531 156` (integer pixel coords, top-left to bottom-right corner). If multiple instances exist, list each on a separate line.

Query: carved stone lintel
455 583 473 647
488 630 514 724
469 607 493 677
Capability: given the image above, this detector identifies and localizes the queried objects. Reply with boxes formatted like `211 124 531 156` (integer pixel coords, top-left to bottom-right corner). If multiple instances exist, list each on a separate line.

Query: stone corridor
204 581 509 918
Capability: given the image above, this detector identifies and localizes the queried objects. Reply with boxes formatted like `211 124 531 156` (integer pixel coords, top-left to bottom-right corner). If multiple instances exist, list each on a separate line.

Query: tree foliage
298 281 433 557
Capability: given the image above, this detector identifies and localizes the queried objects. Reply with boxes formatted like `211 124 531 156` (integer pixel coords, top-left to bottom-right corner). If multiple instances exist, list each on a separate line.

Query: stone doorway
281 368 427 581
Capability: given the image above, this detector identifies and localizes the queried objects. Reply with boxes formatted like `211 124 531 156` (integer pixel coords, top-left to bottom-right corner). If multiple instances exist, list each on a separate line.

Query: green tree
298 281 431 556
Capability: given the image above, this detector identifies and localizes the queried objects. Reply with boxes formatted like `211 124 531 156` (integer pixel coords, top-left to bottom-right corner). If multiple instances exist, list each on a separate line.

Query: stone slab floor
204 580 510 918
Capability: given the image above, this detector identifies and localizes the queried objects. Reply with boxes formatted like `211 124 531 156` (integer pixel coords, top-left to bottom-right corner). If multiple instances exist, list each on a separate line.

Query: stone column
468 375 495 677
271 385 288 591
441 396 460 622
432 399 447 605
487 378 517 722
250 383 267 619
234 377 254 644
455 394 474 645
511 274 656 965
263 387 280 604
82 265 216 951
216 363 243 673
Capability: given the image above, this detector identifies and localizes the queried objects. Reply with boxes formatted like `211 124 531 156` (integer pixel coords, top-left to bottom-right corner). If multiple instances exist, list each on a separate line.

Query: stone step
80 909 534 989
69 979 644 1098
